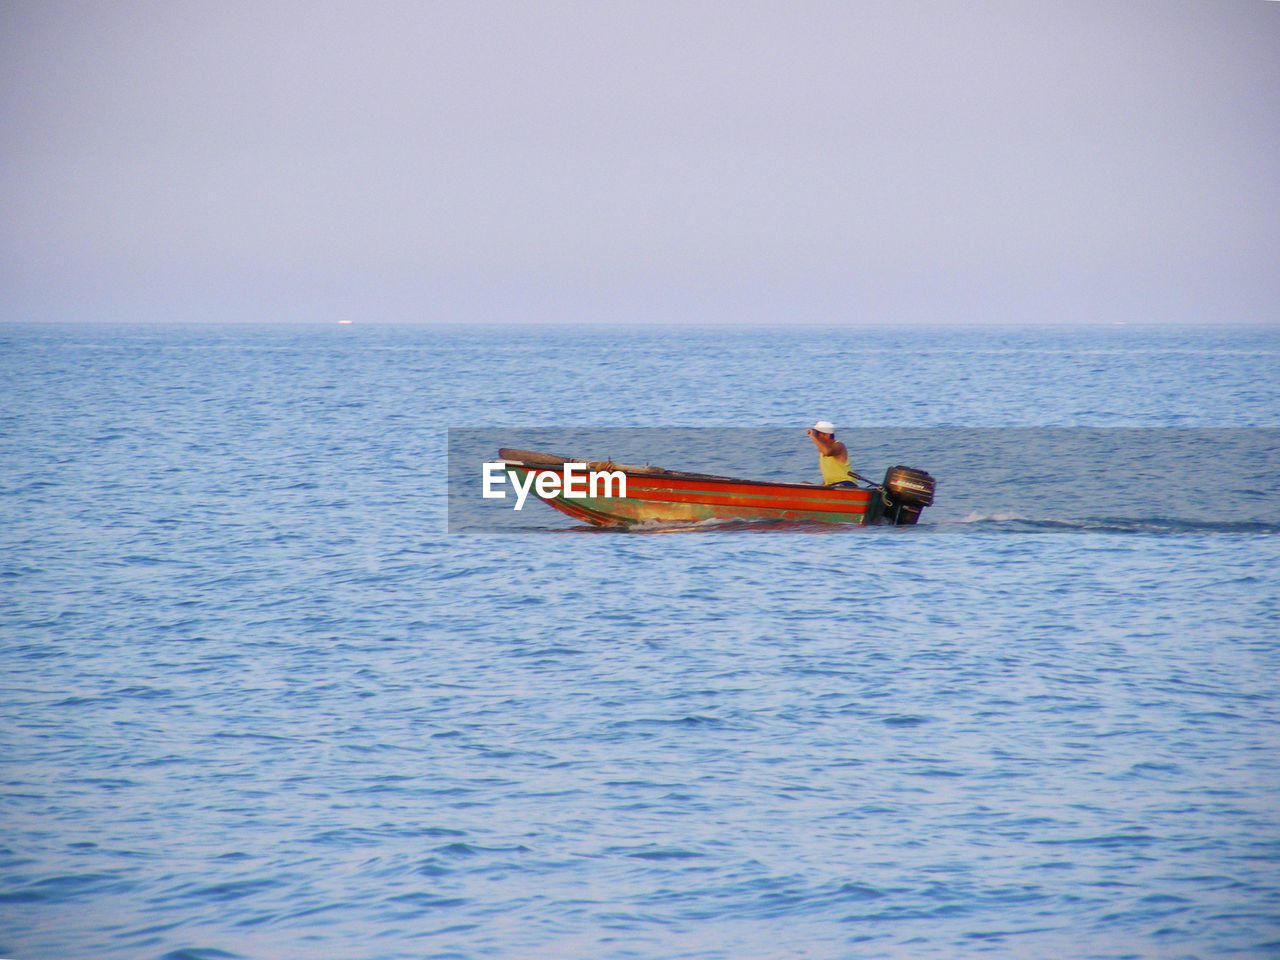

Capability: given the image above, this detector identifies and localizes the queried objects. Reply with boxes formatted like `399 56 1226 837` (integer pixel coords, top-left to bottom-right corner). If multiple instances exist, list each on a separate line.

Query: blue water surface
2 322 1279 960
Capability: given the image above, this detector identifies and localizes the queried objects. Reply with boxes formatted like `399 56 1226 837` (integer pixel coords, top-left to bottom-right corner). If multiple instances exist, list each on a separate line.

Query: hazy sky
2 1 1278 325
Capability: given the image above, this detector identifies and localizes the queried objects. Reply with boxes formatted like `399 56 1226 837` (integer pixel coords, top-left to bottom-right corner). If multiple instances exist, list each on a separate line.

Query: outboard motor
882 466 936 525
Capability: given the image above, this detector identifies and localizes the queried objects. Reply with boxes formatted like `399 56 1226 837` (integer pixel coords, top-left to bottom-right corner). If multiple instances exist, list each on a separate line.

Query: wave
946 514 1280 535
525 513 1280 534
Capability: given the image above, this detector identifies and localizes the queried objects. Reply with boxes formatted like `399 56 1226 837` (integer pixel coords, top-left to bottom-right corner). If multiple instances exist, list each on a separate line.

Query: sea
2 322 1278 960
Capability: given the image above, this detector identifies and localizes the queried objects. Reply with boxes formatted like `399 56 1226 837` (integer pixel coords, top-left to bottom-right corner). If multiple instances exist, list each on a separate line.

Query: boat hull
501 460 887 528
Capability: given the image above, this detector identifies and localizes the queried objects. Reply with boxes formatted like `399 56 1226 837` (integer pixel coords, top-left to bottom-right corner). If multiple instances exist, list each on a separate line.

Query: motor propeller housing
882 465 936 525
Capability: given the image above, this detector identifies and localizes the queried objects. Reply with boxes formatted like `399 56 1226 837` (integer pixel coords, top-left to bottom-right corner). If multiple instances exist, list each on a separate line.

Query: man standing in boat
807 420 860 488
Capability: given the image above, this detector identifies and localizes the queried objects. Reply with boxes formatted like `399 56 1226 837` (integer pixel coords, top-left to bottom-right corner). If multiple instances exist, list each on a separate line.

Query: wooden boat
497 448 936 529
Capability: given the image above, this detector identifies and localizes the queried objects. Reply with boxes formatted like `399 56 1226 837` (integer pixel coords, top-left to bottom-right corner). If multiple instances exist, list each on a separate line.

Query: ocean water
2 322 1279 960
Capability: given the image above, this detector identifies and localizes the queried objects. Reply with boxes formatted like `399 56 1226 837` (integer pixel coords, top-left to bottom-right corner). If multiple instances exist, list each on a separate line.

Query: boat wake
524 514 1279 535
948 513 1280 535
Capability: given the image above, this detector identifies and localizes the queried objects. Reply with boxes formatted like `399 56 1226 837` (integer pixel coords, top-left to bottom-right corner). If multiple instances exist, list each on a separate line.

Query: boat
496 448 936 529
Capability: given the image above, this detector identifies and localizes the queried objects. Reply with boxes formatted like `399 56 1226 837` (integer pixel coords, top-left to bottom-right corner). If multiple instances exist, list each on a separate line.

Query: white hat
812 420 835 434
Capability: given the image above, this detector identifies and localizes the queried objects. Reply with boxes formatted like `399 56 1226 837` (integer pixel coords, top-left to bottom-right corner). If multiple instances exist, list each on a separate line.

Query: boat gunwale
498 455 877 497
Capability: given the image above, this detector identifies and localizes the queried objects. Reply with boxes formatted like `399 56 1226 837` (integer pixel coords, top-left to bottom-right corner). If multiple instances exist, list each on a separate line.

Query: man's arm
807 429 849 461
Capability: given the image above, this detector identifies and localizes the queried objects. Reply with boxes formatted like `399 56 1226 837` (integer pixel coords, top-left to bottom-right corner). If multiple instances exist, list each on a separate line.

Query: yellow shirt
819 453 856 485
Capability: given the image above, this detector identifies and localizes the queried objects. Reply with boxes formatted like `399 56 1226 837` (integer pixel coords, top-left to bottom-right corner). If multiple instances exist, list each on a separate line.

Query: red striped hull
501 459 886 528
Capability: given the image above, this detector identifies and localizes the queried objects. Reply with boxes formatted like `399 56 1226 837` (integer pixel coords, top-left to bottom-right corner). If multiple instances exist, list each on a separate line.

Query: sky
2 0 1278 326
